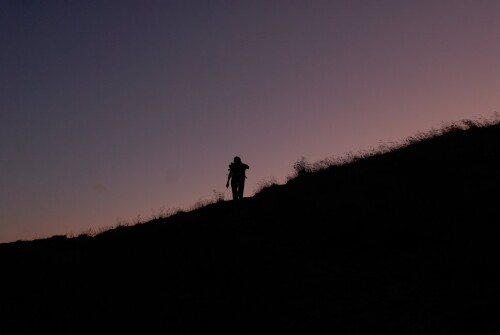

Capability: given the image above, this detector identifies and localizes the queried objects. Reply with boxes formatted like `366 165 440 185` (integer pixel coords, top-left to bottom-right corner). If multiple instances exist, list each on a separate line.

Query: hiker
226 156 250 200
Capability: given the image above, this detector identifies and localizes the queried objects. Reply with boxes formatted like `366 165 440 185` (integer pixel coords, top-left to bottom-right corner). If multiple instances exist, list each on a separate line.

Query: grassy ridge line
0 117 499 334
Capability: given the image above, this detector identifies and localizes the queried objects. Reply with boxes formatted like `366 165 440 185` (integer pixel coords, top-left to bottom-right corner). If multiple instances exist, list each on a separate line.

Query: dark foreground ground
1 121 499 334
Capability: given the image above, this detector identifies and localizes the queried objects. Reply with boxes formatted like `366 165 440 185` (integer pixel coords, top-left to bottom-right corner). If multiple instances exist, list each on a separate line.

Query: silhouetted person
226 156 250 200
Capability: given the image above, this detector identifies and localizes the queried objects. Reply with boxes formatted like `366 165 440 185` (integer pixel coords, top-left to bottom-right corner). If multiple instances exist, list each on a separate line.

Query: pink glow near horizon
1 1 499 243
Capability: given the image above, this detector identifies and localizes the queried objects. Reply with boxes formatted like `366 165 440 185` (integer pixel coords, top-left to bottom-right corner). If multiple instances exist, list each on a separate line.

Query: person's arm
226 171 232 188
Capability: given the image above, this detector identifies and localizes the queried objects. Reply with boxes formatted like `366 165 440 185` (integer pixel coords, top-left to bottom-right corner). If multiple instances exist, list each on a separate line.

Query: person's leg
238 180 245 199
231 180 238 200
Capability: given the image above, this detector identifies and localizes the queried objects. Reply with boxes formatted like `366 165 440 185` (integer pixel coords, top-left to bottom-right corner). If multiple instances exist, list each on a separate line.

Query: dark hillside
1 119 499 334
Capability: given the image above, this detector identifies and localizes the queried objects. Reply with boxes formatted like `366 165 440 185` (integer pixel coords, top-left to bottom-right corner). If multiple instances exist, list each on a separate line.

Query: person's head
233 156 241 163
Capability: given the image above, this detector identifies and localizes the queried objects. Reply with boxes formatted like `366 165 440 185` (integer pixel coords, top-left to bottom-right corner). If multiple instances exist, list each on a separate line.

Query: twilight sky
1 0 499 243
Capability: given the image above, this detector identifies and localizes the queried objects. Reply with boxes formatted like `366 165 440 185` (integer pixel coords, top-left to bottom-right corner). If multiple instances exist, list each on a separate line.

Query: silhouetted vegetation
1 116 499 334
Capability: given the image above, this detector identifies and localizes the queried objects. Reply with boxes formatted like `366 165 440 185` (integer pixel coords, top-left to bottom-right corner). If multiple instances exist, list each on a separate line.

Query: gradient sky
1 0 499 243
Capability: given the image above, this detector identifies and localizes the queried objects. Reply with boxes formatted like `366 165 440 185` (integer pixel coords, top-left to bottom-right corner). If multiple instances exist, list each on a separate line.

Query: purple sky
1 0 499 243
